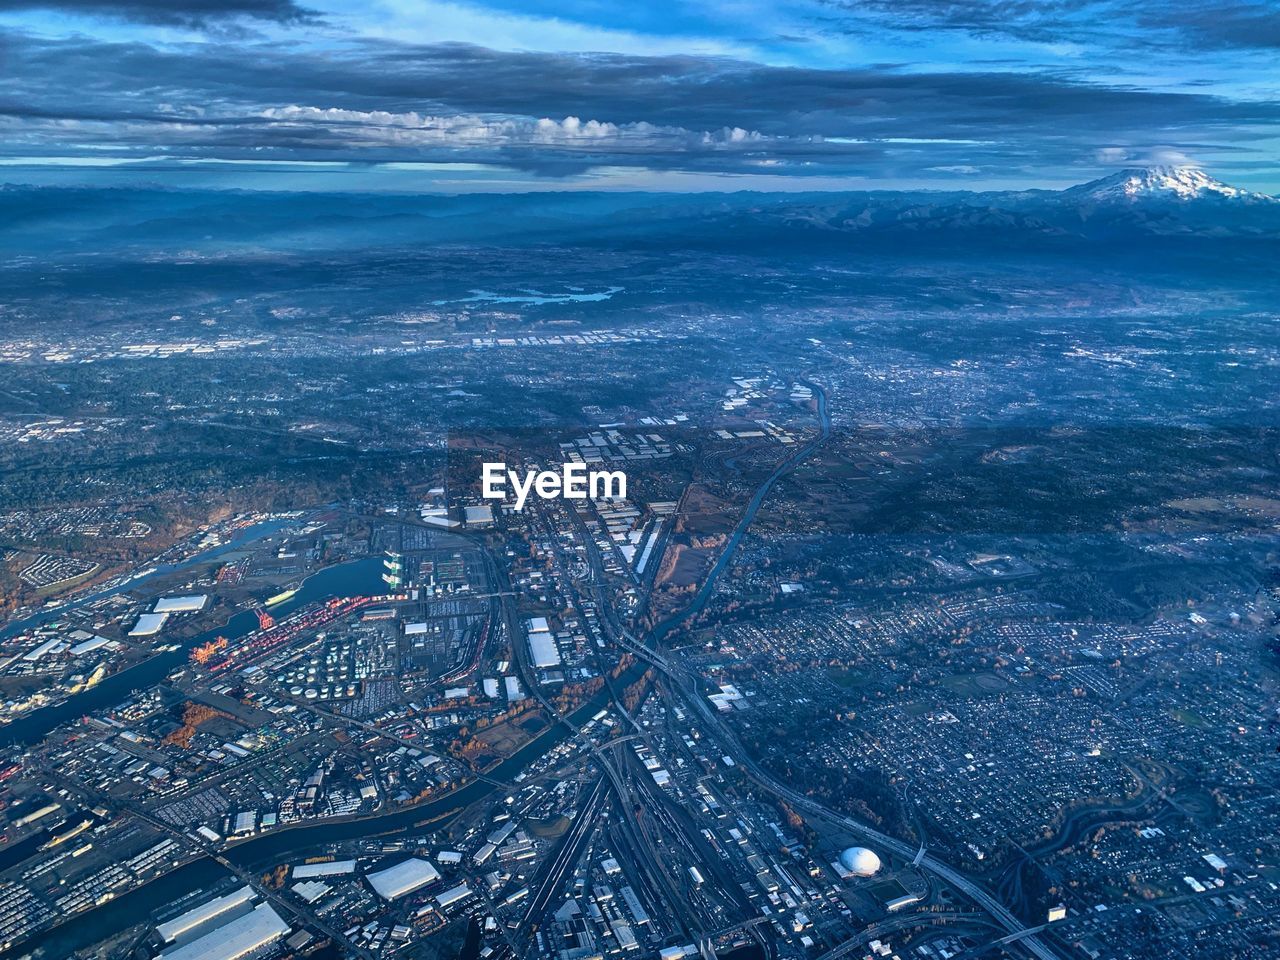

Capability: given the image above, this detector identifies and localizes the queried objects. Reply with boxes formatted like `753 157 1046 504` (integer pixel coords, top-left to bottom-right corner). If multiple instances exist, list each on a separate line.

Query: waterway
1 660 639 959
0 555 387 749
0 517 295 642
0 829 48 875
0 390 777 956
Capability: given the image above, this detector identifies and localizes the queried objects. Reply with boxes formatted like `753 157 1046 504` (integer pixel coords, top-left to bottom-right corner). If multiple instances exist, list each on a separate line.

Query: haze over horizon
2 0 1279 193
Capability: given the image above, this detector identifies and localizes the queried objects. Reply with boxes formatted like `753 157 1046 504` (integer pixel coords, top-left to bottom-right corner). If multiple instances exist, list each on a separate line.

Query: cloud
819 0 1280 53
343 0 758 61
0 0 317 26
249 105 770 170
1142 2 1280 51
1145 146 1195 165
0 31 1275 182
260 105 763 149
1095 147 1131 163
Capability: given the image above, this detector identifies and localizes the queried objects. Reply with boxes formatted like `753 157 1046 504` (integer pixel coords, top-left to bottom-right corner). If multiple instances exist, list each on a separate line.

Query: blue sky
1 0 1278 192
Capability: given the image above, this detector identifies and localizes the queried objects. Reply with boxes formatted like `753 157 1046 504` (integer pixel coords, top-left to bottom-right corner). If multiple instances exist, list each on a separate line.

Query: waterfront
0 665 637 959
0 518 293 642
0 555 387 748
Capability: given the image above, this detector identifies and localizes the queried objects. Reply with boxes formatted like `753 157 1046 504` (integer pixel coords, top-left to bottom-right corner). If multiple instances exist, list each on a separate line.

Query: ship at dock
264 586 298 607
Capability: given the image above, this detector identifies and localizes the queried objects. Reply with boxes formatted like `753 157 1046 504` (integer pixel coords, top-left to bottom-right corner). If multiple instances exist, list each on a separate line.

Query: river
1 554 387 749
0 381 821 957
0 517 295 642
1 655 641 959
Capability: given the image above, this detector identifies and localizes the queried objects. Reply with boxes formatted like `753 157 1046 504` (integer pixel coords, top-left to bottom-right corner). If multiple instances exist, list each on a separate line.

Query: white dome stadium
838 846 882 877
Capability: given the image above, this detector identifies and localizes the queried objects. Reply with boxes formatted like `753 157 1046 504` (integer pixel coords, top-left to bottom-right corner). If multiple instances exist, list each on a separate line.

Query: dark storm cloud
821 0 1280 52
0 0 315 26
1153 3 1280 50
0 31 1276 177
822 0 1099 44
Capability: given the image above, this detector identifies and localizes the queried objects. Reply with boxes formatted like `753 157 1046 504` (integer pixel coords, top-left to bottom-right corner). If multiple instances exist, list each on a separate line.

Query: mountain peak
1069 165 1268 202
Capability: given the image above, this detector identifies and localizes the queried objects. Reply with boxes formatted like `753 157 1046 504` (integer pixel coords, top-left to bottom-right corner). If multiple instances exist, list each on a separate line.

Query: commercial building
153 595 209 614
292 860 357 879
157 902 289 960
366 858 441 900
526 618 561 668
155 887 256 943
292 880 330 904
129 612 170 636
435 884 472 909
22 637 65 661
528 631 561 668
463 505 494 527
70 634 112 656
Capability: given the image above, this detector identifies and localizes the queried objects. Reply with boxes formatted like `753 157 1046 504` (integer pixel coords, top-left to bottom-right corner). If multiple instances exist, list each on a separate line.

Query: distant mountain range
1 166 1276 257
1063 165 1274 203
742 166 1280 245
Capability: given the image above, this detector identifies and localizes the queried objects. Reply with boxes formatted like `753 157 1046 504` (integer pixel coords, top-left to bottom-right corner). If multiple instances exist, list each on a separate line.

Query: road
815 911 992 960
493 518 700 940
651 380 832 641
35 759 372 959
609 382 1064 960
653 662 1063 960
629 569 1067 960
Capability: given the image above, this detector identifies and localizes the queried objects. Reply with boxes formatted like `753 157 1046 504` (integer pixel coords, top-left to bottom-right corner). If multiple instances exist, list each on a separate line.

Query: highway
35 759 373 959
493 521 700 941
607 382 1065 960
650 380 832 641
624 607 1066 960
814 911 993 960
453 381 1060 959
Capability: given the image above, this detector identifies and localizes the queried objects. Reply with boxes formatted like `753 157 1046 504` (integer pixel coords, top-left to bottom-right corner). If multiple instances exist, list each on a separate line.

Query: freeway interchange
500 382 1066 960
0 382 1074 960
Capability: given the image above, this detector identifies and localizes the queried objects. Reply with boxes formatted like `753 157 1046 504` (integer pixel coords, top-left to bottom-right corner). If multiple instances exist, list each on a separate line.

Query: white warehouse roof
128 612 169 636
157 902 288 960
464 504 494 525
292 859 356 879
435 883 472 909
70 634 112 656
528 631 561 668
367 858 441 900
156 886 255 943
154 595 208 613
22 636 65 662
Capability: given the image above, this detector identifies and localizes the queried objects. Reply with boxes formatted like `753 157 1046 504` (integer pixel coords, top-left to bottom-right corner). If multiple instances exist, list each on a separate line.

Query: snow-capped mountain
4 166 1275 259
684 164 1280 247
1065 165 1275 204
